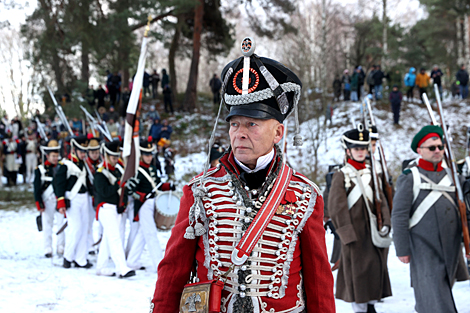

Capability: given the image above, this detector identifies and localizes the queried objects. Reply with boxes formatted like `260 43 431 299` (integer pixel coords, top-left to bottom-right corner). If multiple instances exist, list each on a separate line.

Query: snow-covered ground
1 206 468 313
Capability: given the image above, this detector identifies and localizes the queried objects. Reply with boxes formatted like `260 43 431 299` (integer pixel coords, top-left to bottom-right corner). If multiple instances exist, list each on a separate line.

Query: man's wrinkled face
417 137 444 164
229 116 284 169
88 150 100 161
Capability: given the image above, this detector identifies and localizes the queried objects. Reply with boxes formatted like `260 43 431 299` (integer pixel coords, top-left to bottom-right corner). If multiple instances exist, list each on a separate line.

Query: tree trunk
464 14 469 69
381 0 387 66
320 0 327 111
170 17 182 109
183 0 204 112
81 40 89 84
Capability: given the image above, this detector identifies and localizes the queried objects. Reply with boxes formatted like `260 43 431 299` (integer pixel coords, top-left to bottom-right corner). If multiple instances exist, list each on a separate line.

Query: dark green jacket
127 162 161 214
53 157 89 200
94 164 124 207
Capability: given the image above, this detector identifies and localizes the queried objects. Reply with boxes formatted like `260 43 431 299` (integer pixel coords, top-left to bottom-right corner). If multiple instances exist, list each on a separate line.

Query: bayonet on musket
47 86 74 136
35 117 47 141
431 85 470 257
365 97 394 212
362 98 384 230
80 105 112 141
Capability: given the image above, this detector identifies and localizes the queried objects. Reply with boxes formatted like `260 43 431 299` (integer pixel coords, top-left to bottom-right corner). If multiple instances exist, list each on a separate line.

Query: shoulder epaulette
97 166 104 173
456 159 465 165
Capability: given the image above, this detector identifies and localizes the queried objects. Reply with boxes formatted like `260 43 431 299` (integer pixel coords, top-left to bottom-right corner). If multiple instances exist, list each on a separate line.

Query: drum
154 191 180 231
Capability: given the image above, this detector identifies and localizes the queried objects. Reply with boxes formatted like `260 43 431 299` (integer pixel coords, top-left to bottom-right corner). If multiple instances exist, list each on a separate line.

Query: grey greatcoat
329 167 392 304
392 166 469 313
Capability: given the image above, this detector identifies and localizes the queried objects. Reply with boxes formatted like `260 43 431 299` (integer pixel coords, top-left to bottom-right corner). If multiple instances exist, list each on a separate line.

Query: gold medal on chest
276 203 296 216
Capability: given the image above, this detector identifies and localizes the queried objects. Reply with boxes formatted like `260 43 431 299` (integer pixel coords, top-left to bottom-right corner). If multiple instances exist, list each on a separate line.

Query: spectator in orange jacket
415 68 431 104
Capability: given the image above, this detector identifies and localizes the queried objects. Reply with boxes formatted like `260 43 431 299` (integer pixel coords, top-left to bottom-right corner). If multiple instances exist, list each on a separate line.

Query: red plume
118 135 122 142
148 136 153 143
87 133 93 140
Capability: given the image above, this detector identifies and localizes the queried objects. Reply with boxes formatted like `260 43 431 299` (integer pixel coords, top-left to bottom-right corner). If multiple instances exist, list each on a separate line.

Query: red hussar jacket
150 149 335 313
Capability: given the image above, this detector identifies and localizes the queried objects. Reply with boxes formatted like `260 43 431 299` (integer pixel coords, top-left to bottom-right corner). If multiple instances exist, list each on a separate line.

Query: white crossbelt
341 164 373 209
138 167 157 189
409 167 456 228
38 164 54 201
62 160 87 200
101 168 121 196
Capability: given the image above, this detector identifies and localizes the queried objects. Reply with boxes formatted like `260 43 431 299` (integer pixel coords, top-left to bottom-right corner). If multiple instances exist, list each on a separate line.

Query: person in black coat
333 75 342 101
96 85 106 109
389 85 403 125
456 65 469 99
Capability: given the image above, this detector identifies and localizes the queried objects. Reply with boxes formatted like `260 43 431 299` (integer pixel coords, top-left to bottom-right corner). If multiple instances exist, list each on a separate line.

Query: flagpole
120 15 152 205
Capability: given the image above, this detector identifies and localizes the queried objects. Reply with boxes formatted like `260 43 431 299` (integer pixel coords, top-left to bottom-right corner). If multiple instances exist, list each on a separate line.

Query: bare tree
0 27 41 120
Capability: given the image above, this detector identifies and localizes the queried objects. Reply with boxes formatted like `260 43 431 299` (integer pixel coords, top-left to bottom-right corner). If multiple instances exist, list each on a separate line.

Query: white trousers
124 199 139 255
64 192 89 266
96 203 132 276
42 195 65 254
87 195 96 251
127 198 162 271
352 301 378 312
25 153 37 184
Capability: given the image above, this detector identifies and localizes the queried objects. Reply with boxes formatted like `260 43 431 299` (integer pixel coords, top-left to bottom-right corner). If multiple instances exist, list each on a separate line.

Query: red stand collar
103 162 116 171
418 158 444 172
87 156 100 164
347 158 366 170
44 160 56 167
139 160 150 168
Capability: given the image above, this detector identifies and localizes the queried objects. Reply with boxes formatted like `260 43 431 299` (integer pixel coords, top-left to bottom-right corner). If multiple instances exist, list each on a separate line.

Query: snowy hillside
1 96 470 312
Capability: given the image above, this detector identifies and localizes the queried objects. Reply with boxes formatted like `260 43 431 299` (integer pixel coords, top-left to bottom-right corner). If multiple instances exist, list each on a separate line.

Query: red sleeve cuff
57 197 66 210
36 201 44 211
161 182 171 191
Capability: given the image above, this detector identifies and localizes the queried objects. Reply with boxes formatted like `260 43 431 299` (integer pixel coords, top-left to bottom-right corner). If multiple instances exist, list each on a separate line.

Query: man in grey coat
392 125 470 313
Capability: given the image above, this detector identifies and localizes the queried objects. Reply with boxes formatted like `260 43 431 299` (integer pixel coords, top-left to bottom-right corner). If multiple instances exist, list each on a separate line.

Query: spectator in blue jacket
160 119 173 140
149 118 162 143
404 67 416 101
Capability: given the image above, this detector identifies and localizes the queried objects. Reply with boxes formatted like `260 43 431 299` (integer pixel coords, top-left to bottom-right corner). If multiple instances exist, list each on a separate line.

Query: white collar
234 148 275 174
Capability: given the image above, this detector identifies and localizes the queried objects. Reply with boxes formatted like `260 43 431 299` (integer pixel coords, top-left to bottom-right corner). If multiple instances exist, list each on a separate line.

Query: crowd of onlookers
332 64 470 126
84 68 174 116
333 64 469 103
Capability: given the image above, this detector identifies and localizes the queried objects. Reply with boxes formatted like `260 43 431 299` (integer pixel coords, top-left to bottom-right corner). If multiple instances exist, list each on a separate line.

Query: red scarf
347 158 366 170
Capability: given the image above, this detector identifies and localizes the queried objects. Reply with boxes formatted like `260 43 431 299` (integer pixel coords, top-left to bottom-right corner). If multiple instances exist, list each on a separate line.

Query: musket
35 117 47 141
56 221 68 235
362 99 383 230
365 97 394 212
80 105 113 141
350 114 357 128
431 85 470 256
47 86 74 136
94 108 112 140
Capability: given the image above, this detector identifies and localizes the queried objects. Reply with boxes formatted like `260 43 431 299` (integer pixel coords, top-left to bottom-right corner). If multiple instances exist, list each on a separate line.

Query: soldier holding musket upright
392 125 470 313
328 126 392 313
53 135 93 269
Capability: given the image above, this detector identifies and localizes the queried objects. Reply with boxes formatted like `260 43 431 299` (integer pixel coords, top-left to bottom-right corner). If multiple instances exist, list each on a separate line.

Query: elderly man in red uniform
150 38 335 313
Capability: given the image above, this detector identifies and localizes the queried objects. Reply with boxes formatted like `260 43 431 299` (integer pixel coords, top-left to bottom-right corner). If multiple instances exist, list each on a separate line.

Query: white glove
379 225 390 237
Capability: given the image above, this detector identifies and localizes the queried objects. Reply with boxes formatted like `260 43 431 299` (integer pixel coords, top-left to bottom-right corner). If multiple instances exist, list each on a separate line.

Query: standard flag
121 29 149 185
